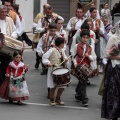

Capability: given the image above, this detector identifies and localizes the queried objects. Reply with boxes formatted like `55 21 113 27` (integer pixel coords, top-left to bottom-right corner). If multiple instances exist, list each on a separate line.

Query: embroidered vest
49 48 64 66
42 33 58 53
76 42 92 65
41 16 56 28
6 17 14 37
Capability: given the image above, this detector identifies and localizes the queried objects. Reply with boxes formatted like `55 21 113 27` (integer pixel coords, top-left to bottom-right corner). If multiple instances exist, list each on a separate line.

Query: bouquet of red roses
109 44 120 56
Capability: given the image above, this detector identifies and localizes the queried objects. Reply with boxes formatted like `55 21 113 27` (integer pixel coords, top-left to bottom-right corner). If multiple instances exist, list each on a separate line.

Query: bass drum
0 33 24 57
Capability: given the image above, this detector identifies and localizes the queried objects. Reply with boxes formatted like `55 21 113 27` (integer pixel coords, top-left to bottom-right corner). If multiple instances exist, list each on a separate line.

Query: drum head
53 68 69 75
0 33 4 49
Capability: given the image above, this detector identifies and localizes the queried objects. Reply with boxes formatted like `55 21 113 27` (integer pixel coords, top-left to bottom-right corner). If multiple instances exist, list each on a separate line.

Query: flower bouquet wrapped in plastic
109 44 120 56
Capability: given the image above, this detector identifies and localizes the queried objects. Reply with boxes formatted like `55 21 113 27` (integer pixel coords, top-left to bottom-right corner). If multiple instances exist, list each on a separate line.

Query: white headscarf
114 20 120 38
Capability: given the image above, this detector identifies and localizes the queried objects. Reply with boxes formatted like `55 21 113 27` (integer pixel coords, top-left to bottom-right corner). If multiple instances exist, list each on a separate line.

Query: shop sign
77 0 94 6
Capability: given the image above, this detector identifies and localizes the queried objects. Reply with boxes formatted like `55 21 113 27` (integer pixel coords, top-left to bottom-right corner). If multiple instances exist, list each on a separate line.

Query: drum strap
55 47 64 66
75 44 89 64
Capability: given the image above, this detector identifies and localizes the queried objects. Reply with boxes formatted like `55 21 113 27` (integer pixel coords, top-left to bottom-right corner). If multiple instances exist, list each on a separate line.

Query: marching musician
34 6 64 70
42 37 68 106
66 8 86 55
72 30 97 107
32 4 51 46
0 4 17 85
36 22 59 98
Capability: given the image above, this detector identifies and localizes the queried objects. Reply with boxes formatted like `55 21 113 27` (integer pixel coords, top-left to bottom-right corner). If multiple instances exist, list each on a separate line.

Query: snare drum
74 63 93 80
52 67 71 87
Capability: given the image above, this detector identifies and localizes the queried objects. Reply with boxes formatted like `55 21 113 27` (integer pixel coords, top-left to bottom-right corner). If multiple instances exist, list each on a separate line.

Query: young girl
0 51 29 105
42 37 68 106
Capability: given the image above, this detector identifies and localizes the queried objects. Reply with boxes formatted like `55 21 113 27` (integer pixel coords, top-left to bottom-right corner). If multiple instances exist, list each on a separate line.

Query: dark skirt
101 60 120 119
0 78 9 100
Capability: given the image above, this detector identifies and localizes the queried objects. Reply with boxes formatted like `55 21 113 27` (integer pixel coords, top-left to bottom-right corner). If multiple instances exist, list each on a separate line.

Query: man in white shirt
3 0 22 38
0 4 17 85
66 8 86 55
0 5 17 38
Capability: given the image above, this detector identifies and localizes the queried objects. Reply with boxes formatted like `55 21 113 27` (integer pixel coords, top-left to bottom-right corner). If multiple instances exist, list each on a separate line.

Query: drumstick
58 55 72 66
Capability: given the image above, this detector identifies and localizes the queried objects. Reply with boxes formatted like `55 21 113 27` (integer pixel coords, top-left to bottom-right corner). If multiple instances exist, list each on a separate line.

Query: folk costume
0 16 18 85
36 32 59 71
56 27 68 52
42 47 68 105
101 21 120 120
8 10 22 37
0 16 17 38
85 9 100 19
101 8 112 24
33 12 61 43
72 42 97 105
66 16 86 55
70 29 95 55
34 14 63 69
0 61 29 101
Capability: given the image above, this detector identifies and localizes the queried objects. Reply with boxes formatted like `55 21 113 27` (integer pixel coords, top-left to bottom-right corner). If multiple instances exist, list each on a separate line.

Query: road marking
23 102 88 110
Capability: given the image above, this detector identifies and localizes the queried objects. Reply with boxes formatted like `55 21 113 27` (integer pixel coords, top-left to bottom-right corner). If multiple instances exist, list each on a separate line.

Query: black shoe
9 100 13 103
35 63 39 69
41 71 47 75
82 101 88 107
87 80 91 85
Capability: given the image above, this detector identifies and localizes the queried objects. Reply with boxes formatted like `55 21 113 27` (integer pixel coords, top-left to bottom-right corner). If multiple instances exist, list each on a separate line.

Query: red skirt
0 78 10 100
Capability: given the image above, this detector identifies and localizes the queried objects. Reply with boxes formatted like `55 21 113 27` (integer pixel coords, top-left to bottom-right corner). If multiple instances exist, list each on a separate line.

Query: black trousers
0 54 12 85
18 32 32 46
36 52 48 72
75 78 88 103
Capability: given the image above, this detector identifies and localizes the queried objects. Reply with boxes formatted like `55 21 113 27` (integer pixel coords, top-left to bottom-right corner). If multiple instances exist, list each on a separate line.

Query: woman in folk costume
0 51 29 105
72 30 97 107
42 37 68 106
89 7 108 73
101 20 120 120
101 3 112 24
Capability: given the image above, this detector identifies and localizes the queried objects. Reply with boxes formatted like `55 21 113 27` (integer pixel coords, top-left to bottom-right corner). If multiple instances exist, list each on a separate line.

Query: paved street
0 47 110 120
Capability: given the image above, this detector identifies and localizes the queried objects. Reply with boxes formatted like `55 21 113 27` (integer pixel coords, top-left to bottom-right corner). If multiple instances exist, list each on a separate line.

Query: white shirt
20 18 25 34
70 29 95 55
56 28 68 51
36 15 64 33
15 15 22 36
0 19 17 38
66 17 86 31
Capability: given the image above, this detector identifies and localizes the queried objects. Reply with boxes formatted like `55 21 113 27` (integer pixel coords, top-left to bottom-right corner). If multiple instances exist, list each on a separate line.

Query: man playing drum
42 37 68 106
0 4 18 85
72 30 97 107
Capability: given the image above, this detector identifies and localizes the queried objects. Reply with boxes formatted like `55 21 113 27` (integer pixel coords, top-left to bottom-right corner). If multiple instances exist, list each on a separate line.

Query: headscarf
114 20 120 37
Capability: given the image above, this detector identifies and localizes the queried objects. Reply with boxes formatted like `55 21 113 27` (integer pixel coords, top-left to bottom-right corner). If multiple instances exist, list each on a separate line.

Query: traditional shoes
50 98 65 106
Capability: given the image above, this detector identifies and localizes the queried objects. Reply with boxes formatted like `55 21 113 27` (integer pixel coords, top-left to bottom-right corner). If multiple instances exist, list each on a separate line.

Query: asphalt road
0 48 114 120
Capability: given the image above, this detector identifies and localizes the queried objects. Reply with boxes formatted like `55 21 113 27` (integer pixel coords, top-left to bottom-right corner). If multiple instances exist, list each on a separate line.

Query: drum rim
52 67 69 75
55 80 71 87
